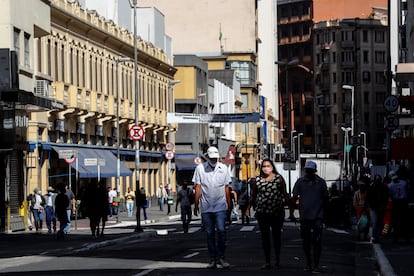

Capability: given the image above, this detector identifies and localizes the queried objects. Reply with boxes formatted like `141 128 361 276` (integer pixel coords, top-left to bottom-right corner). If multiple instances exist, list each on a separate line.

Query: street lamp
341 127 352 177
306 95 323 156
290 129 296 157
197 92 207 155
294 133 303 176
342 85 355 136
129 0 142 233
359 131 367 158
116 57 131 194
275 59 299 150
167 80 180 193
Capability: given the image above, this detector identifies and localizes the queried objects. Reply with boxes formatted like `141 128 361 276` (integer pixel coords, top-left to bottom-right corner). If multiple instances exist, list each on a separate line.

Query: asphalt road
0 216 380 275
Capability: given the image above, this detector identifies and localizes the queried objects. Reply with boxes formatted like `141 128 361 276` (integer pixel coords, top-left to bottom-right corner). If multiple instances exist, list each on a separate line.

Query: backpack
187 189 195 205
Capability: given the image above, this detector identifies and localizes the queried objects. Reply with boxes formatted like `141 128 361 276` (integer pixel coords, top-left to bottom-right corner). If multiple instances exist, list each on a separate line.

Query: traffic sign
165 150 174 160
194 157 202 165
84 158 98 166
165 142 174 151
383 95 399 112
58 149 77 159
129 124 144 141
384 115 399 131
284 151 293 162
64 156 76 165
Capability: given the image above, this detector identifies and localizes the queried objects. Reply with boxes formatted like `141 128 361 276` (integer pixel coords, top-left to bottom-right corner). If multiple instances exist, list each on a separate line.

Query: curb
373 243 397 276
71 230 157 253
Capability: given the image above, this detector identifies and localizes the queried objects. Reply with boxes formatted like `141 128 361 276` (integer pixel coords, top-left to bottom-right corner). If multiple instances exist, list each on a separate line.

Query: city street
0 208 383 276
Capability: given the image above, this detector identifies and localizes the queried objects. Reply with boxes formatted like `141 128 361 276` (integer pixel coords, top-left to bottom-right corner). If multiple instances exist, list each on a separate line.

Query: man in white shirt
193 146 232 269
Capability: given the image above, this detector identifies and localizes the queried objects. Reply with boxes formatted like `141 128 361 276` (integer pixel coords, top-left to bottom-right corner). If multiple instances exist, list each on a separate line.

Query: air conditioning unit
35 80 49 97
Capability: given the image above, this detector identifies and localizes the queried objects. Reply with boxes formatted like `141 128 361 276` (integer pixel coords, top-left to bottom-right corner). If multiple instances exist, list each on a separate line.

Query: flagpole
219 23 223 53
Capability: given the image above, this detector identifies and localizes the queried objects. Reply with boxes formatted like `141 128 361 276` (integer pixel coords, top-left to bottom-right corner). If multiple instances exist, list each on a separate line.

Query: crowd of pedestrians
23 142 413 272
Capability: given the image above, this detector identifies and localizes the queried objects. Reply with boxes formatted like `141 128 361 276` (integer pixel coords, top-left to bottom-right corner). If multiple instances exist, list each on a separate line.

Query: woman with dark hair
246 158 288 270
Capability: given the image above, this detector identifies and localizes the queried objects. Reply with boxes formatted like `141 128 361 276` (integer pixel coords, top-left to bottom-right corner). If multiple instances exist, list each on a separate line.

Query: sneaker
312 267 320 274
304 265 312 272
218 257 230 268
260 263 271 270
206 259 216 269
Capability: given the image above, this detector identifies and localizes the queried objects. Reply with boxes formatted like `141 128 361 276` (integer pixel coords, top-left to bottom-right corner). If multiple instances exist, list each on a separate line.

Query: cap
304 161 317 171
206 146 220 159
388 170 398 180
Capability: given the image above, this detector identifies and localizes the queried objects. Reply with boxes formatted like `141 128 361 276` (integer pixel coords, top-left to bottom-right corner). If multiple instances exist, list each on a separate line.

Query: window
376 92 385 104
341 30 353 41
332 52 336 63
363 30 368 42
375 31 385 43
374 51 385 64
375 72 386 84
341 51 354 63
342 71 353 84
240 93 248 108
332 31 336 42
24 33 30 67
14 28 20 53
332 72 337 84
363 50 369 63
364 91 369 104
227 60 256 86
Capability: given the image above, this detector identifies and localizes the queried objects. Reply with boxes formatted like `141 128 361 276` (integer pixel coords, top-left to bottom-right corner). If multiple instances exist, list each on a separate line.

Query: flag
219 23 223 41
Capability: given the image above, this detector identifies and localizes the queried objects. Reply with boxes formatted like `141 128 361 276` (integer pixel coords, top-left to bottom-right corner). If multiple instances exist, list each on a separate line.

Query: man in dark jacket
292 161 329 273
365 174 389 243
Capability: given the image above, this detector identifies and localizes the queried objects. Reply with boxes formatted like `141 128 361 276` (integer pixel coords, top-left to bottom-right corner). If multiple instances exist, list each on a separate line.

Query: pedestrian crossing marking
240 226 255 232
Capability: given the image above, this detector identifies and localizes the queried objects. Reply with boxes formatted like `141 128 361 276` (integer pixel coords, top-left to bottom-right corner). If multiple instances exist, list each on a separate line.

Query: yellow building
0 0 176 232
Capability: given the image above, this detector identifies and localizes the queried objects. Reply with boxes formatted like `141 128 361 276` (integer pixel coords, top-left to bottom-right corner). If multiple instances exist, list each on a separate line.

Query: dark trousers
180 205 192 232
391 199 409 241
45 206 56 232
256 212 284 265
300 218 323 268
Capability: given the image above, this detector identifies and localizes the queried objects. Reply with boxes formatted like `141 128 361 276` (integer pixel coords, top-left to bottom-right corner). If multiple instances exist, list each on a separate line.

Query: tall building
277 0 388 159
138 0 263 180
0 0 56 232
0 0 176 232
313 17 388 155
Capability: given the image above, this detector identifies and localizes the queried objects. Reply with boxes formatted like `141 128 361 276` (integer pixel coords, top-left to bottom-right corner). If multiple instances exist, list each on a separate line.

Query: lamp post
294 133 303 176
168 80 180 192
342 85 355 136
116 57 131 193
306 95 323 156
218 101 228 144
197 93 207 155
359 131 367 158
341 127 352 176
275 59 299 150
129 0 142 233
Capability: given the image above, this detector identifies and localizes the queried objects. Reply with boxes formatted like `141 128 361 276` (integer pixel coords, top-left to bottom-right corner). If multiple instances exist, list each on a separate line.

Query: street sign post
84 158 106 181
129 124 144 140
383 95 399 113
165 151 174 160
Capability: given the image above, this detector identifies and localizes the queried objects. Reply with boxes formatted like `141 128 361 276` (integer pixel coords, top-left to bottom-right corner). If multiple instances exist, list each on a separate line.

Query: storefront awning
175 153 200 171
51 145 132 178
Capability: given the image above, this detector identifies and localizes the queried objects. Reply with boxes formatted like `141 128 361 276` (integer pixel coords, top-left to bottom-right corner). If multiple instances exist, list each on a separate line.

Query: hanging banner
167 112 261 124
